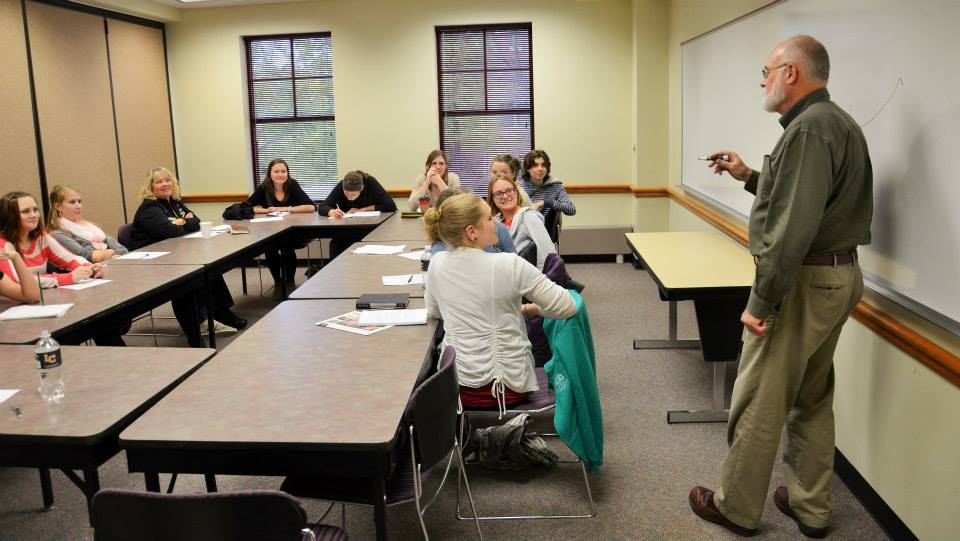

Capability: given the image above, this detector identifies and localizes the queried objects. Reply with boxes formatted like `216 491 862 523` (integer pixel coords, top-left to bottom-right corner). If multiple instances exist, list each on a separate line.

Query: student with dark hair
423 193 576 414
318 170 397 258
131 167 247 347
408 150 461 211
521 149 576 216
248 159 315 298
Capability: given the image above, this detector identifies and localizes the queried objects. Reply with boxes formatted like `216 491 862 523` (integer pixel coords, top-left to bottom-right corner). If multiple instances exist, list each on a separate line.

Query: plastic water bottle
420 244 432 272
35 330 65 403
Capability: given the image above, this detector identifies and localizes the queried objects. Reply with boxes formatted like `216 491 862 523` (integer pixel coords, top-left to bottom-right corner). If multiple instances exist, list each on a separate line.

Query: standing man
688 35 872 538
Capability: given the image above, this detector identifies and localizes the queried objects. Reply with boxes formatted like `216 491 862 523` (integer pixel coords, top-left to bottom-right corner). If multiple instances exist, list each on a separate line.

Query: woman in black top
317 171 398 260
248 159 315 298
130 167 247 347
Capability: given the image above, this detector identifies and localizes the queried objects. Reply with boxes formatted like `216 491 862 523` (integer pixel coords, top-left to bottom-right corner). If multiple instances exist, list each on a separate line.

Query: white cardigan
425 248 577 395
506 207 556 270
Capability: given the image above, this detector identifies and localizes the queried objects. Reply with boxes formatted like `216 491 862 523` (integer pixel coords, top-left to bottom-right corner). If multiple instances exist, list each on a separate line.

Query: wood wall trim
664 185 960 388
633 187 669 198
386 187 409 197
182 193 247 203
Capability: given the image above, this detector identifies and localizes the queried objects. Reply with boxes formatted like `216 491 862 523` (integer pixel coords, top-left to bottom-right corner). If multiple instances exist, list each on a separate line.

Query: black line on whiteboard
859 78 904 128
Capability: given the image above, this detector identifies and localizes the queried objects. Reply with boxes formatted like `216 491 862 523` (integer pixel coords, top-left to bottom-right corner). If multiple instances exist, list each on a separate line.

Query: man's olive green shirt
743 88 872 318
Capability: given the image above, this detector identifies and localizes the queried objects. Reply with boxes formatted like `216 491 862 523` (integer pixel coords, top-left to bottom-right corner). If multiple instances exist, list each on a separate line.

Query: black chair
90 489 347 541
456 367 596 522
542 207 562 251
282 346 483 541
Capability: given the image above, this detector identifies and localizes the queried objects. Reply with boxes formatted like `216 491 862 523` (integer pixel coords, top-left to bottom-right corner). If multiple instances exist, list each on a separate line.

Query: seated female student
0 248 41 304
0 191 125 345
247 159 315 299
318 170 398 259
520 149 576 216
489 154 533 207
429 188 515 255
407 150 460 211
47 185 129 262
129 167 246 347
423 193 576 411
487 174 556 270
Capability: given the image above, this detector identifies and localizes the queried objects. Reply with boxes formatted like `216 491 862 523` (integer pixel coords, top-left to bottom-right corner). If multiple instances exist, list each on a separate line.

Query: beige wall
164 0 643 228
667 1 960 536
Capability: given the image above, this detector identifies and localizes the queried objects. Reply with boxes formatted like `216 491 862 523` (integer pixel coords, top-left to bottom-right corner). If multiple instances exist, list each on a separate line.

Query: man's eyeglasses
492 189 515 200
762 63 789 79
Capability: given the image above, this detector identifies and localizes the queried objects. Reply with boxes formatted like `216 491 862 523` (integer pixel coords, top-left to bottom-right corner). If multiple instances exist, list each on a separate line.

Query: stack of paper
358 308 428 326
397 250 425 261
61 279 112 291
116 252 168 260
250 216 284 223
343 211 381 218
353 244 405 255
0 303 74 320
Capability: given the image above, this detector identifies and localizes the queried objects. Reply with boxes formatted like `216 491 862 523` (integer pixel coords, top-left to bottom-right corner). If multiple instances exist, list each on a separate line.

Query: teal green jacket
544 291 603 473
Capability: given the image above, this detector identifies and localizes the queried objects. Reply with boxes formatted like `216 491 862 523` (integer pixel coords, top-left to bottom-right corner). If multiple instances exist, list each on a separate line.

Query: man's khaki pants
714 262 863 530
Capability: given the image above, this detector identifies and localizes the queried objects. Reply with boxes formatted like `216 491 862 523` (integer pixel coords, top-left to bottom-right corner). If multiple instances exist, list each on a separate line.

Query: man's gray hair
784 35 830 83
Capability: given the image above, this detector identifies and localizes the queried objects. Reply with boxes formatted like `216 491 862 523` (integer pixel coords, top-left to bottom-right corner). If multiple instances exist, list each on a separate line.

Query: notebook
356 293 409 310
0 303 74 320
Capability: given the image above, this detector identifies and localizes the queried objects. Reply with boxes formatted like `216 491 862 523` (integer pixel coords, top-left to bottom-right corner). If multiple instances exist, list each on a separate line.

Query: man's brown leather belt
802 251 857 266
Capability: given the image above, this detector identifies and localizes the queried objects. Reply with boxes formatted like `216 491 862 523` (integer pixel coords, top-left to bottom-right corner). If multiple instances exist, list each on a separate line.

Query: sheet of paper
353 244 406 255
358 308 428 326
266 211 290 217
212 224 233 231
315 311 392 336
0 389 19 404
382 274 424 286
397 250 425 261
183 230 228 239
115 251 168 260
250 216 284 223
60 279 112 291
343 211 381 218
0 303 74 320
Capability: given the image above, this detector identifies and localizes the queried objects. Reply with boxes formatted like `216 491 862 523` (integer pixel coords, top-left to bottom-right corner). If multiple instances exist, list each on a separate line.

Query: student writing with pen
318 170 397 258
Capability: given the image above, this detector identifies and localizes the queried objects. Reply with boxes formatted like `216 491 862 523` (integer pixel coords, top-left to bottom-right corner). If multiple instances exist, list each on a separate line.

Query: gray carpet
0 263 888 540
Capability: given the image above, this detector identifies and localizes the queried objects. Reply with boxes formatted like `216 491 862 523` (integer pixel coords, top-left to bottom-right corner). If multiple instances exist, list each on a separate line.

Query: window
244 33 337 199
436 24 533 194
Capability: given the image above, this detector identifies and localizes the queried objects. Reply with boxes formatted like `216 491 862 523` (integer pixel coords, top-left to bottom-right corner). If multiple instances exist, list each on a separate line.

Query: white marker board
682 0 960 335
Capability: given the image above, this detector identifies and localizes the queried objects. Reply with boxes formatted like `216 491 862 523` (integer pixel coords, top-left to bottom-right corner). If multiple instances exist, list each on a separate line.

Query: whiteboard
682 0 960 335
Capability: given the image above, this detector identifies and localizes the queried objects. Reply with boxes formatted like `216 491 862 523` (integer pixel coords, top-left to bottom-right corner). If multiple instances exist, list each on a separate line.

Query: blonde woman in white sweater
423 193 576 414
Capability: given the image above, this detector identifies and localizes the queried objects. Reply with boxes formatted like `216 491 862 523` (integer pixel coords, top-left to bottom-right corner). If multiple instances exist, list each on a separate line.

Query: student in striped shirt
0 248 41 304
0 191 101 288
520 149 576 216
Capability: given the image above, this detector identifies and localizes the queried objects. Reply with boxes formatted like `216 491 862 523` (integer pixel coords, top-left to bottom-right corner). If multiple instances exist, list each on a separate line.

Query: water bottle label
36 349 62 369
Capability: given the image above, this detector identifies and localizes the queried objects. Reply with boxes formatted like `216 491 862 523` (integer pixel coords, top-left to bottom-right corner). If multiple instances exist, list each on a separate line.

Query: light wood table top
290 241 425 299
0 264 204 345
0 346 213 445
362 212 429 242
120 298 436 450
625 231 754 294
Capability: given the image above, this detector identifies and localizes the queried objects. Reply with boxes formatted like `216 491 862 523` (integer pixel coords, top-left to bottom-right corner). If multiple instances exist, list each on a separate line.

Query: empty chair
282 345 483 540
90 488 347 541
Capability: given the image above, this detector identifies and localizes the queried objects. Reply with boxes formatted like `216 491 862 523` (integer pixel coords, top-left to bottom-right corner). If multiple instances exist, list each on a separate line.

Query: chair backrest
117 223 134 250
543 208 562 245
409 345 459 470
91 489 311 541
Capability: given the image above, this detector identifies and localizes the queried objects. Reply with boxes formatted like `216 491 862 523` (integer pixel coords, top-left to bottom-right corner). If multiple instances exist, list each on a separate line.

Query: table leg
205 473 218 493
374 477 388 541
39 468 54 510
144 472 161 492
83 466 100 525
667 361 730 424
633 300 701 350
205 274 217 349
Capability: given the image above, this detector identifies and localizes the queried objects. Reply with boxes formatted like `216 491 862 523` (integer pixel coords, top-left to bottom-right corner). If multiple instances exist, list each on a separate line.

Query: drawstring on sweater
491 378 507 419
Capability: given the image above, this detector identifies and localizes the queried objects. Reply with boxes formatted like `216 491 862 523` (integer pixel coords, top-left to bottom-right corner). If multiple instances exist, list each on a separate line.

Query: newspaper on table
315 310 392 336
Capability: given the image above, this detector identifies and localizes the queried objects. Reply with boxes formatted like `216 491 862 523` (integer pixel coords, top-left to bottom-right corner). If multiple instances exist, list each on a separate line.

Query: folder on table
356 293 409 310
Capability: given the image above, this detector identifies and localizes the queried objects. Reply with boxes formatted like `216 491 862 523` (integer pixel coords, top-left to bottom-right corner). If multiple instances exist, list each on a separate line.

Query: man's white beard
762 77 786 112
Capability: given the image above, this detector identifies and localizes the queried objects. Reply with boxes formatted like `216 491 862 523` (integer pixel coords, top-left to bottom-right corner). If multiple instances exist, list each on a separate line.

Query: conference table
626 231 754 423
120 298 439 541
290 240 427 300
362 212 429 243
0 264 204 346
0 345 214 515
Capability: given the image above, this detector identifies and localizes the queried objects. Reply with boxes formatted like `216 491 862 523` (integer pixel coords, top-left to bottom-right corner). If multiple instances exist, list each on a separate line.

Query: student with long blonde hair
423 193 576 413
47 185 128 263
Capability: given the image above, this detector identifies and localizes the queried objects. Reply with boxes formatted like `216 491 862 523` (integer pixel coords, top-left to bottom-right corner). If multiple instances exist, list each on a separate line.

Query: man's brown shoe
689 486 758 537
773 486 828 539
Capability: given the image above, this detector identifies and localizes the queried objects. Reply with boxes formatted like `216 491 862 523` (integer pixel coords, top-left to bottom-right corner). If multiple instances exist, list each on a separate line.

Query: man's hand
741 309 767 336
707 150 752 182
328 208 345 219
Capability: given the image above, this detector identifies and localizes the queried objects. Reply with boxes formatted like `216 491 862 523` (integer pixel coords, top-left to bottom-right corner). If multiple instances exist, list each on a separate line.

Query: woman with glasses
428 187 515 255
407 149 460 211
423 193 576 412
487 174 556 270
489 154 533 207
